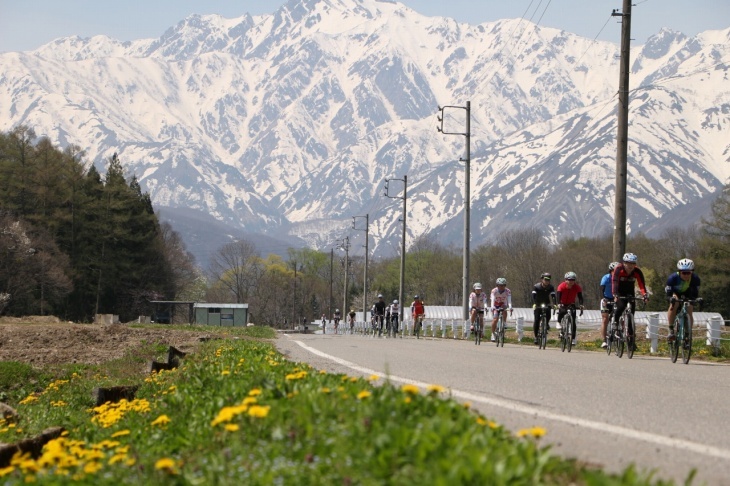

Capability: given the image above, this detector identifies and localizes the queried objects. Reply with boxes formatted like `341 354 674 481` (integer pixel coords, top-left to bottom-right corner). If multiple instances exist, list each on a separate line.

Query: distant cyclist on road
489 278 513 342
600 262 619 348
389 299 401 336
611 253 649 330
665 258 701 341
411 295 426 334
348 308 356 332
556 272 584 346
333 308 341 333
531 273 557 345
373 295 387 336
469 282 488 338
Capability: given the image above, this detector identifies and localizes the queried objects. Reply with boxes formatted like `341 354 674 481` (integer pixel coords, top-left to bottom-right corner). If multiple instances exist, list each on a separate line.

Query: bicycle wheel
494 314 501 347
499 315 505 347
540 316 548 350
681 318 692 364
560 315 567 352
626 312 635 359
474 318 480 345
616 315 625 358
670 316 681 363
606 329 613 355
566 314 574 353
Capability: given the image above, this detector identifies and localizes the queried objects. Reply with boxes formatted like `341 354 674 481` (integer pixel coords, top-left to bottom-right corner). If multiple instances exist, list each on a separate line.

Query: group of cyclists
467 252 701 348
323 252 701 347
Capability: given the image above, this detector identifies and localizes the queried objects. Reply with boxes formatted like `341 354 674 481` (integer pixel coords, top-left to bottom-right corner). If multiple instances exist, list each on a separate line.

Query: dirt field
0 316 213 367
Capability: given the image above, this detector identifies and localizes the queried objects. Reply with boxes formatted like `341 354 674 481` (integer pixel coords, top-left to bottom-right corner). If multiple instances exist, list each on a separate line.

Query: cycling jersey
665 272 700 299
411 300 425 317
490 287 512 309
373 300 386 316
390 303 400 315
531 282 556 306
469 291 487 311
612 264 647 297
556 282 583 306
600 273 613 299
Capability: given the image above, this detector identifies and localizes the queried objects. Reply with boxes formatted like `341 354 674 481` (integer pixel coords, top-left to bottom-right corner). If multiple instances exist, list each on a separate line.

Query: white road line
293 339 730 461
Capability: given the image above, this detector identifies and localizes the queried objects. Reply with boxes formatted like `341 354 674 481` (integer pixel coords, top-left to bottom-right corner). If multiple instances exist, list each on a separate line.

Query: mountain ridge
1 0 728 265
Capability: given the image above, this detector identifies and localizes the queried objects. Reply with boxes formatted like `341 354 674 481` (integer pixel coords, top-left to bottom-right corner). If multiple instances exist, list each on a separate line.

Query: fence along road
275 332 730 485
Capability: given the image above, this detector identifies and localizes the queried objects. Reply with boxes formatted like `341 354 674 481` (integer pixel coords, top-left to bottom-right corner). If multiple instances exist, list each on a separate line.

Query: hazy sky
1 0 729 53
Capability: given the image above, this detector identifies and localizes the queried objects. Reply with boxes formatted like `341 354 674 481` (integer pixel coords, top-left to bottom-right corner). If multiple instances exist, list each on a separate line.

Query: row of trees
205 187 730 327
0 127 199 321
3 125 727 325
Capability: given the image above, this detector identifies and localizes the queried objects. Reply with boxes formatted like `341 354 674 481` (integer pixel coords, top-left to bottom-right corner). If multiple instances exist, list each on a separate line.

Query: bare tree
207 239 261 303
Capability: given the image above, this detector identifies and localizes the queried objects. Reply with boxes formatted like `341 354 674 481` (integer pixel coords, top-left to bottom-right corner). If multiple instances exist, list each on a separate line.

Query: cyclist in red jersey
556 272 584 346
611 252 649 329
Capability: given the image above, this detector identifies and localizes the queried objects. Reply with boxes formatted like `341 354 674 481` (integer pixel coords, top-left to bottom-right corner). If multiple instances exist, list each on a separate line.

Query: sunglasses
680 271 692 275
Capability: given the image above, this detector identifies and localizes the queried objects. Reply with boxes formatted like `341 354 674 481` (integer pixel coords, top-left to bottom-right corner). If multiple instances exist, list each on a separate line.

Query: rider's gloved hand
532 304 536 309
670 296 677 304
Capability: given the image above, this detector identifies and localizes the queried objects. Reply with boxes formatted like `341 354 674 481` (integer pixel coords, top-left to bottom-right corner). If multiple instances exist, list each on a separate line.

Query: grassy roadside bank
1 326 674 484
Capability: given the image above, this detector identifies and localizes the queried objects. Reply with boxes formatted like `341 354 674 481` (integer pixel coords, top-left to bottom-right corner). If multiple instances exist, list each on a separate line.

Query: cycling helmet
473 282 482 290
677 258 695 271
378 294 384 299
608 262 619 271
540 272 551 280
564 272 577 280
622 253 638 263
393 299 398 304
335 309 339 312
414 295 420 299
496 277 507 285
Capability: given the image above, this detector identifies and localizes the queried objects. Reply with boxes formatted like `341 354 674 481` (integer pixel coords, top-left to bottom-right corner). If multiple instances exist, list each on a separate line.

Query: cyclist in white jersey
489 278 513 341
469 282 488 337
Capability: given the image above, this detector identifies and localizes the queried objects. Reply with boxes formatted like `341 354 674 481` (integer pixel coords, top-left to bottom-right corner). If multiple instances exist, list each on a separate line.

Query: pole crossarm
437 105 469 136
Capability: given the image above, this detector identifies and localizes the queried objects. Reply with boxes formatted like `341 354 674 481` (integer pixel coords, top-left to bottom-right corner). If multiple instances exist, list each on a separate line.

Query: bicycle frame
538 305 550 350
671 297 700 364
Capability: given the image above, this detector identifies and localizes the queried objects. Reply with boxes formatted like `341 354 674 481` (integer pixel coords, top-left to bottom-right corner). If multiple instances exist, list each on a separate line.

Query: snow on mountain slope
0 0 728 263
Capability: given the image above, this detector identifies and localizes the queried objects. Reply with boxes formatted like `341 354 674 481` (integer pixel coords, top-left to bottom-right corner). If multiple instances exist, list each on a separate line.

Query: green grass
1 331 674 485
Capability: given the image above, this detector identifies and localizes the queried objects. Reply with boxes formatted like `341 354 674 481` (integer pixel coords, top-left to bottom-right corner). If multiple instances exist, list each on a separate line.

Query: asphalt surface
274 332 730 485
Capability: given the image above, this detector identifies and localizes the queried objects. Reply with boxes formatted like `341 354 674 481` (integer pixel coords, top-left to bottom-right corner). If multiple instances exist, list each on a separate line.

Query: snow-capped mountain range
1 0 729 266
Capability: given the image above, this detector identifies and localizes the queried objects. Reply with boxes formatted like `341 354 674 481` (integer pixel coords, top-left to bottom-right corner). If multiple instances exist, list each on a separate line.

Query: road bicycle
389 314 401 338
494 308 508 347
536 304 551 350
414 314 425 339
613 295 644 359
559 304 583 353
605 304 616 356
374 314 385 337
473 309 484 345
348 313 356 334
669 297 702 364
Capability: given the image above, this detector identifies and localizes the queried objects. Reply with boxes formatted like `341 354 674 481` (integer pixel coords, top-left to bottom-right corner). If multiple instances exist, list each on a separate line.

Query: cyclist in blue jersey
600 262 619 348
665 259 701 341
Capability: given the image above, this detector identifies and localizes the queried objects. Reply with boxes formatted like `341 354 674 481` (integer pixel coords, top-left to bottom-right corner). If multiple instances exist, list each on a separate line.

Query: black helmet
540 272 551 280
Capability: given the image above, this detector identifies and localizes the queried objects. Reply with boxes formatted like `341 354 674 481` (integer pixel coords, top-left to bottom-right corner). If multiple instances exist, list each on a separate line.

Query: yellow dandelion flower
349 376 359 383
404 396 412 404
248 388 262 396
221 370 230 376
108 454 127 465
247 405 271 418
367 374 380 381
427 384 446 394
319 370 327 374
154 457 178 473
476 417 487 426
111 430 131 439
321 387 331 394
242 397 257 406
125 458 136 466
19 395 39 405
0 466 15 477
488 421 498 429
357 390 372 400
401 384 420 395
83 462 102 474
224 424 240 432
151 415 171 427
530 426 546 438
463 402 472 409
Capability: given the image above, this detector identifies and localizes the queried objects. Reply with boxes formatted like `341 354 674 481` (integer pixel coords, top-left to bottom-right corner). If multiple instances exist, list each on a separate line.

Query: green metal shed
194 303 249 327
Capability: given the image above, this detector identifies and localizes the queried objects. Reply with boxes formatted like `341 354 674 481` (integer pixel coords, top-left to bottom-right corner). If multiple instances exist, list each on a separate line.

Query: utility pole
353 215 369 319
438 101 471 321
612 1 632 261
337 237 350 316
385 176 407 314
329 248 334 317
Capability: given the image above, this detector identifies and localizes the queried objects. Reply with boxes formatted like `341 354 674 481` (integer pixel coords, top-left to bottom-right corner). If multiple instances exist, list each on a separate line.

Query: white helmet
564 272 577 280
622 253 638 263
608 262 619 271
393 299 398 304
473 282 482 290
496 277 507 285
677 258 695 271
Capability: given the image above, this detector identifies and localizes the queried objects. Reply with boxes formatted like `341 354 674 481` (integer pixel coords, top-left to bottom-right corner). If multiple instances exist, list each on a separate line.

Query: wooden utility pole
612 0 632 261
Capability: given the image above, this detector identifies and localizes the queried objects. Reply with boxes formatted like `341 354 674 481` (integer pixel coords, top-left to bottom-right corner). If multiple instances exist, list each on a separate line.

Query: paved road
274 332 730 485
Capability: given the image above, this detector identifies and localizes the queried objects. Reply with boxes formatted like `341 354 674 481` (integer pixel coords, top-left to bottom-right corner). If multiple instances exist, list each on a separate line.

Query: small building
194 303 249 327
